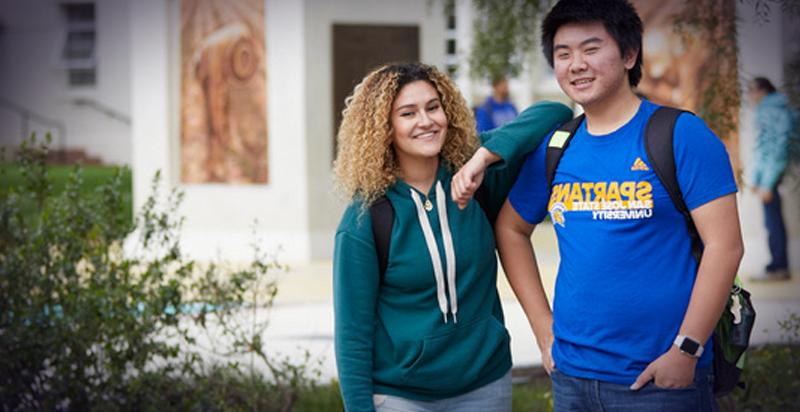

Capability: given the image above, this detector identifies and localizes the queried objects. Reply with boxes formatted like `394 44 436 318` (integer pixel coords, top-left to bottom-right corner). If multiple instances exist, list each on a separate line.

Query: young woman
332 62 571 412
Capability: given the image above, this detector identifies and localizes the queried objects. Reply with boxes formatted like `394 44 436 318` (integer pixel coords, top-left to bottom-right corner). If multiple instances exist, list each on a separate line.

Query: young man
747 76 792 281
494 1 744 410
475 77 519 132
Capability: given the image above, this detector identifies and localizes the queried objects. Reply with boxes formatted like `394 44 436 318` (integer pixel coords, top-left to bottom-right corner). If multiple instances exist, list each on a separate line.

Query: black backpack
546 106 755 397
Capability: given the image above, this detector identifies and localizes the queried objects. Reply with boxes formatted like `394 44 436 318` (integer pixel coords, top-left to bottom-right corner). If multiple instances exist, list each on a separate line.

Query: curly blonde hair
333 62 479 206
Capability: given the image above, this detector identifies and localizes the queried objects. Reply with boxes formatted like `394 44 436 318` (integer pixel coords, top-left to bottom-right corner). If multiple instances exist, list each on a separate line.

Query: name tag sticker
549 131 571 148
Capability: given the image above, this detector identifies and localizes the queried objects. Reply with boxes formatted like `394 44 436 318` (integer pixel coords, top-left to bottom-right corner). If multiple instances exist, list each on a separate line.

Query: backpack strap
644 106 703 263
370 183 492 281
546 114 585 189
473 184 493 226
370 196 394 283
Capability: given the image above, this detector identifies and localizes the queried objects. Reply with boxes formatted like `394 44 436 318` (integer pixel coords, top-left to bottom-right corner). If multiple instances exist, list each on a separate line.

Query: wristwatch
673 335 704 358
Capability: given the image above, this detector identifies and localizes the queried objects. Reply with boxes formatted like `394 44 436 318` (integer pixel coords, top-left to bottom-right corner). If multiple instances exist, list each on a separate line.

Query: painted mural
635 0 735 114
634 0 740 172
180 0 268 184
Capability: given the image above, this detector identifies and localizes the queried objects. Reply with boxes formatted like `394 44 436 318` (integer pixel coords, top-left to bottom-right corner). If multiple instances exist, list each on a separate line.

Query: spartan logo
550 202 567 227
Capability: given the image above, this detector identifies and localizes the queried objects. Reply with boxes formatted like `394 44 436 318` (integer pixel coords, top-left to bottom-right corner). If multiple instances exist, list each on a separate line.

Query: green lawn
0 164 133 227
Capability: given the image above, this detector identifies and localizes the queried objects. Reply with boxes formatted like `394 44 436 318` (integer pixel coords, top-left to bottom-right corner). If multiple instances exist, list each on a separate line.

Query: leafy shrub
0 135 316 411
721 313 800 411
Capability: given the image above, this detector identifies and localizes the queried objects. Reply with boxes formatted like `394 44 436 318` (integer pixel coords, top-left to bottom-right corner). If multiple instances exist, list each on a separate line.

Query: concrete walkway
260 223 800 382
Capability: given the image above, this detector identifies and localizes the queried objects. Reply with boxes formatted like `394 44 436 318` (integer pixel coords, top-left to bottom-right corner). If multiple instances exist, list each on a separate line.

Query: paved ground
253 223 800 382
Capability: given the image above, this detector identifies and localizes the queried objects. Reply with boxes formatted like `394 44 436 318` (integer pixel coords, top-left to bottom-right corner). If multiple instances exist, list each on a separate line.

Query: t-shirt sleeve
507 137 551 224
673 113 739 211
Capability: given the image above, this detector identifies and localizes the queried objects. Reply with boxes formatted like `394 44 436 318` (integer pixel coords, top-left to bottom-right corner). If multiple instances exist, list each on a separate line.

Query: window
61 2 96 87
445 9 458 76
447 14 456 30
446 39 456 55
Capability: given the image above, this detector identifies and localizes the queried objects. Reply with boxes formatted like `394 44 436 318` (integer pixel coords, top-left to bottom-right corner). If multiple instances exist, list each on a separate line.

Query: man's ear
623 49 639 70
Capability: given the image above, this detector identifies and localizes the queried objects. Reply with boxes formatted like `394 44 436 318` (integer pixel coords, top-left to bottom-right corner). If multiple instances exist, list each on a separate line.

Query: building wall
0 0 131 165
737 2 800 274
303 0 448 259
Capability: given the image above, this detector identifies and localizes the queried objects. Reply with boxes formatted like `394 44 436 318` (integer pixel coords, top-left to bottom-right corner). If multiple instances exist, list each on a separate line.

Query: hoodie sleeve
333 227 380 412
478 101 573 219
755 105 791 190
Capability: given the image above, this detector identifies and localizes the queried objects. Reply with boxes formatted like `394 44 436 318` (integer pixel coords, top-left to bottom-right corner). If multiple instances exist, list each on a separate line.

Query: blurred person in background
475 77 519 132
747 76 792 281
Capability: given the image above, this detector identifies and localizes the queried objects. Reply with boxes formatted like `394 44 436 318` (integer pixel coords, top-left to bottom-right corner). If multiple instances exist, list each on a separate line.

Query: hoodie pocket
401 316 509 390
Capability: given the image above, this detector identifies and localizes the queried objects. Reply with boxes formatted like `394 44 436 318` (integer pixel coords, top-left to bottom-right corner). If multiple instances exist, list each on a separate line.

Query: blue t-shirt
508 100 738 385
476 97 519 132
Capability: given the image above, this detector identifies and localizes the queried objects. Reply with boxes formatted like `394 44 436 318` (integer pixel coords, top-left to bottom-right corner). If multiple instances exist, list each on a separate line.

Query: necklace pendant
424 199 433 211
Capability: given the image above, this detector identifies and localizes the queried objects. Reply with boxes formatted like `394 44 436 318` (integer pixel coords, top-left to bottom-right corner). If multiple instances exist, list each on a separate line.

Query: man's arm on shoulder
495 199 555 374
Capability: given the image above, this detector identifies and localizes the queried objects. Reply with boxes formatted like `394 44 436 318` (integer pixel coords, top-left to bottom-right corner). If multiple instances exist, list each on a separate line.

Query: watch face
680 338 701 354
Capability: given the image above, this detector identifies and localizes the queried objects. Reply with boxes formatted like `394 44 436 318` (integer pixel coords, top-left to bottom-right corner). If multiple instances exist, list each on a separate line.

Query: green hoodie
333 101 572 411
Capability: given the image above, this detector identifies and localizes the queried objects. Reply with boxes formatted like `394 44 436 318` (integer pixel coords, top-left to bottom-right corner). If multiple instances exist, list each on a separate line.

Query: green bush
721 313 800 411
0 135 316 411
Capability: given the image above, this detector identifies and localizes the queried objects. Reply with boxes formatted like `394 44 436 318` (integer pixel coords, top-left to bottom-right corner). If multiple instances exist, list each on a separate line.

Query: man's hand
630 346 697 390
758 189 774 204
751 186 774 203
451 147 499 209
538 330 556 375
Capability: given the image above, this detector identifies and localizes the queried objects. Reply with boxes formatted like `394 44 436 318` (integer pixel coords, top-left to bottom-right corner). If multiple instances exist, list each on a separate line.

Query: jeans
763 188 788 272
551 367 717 412
373 370 511 412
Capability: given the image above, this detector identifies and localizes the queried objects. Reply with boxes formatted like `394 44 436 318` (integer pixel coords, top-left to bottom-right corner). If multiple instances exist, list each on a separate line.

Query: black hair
541 0 644 87
491 77 507 87
379 62 436 93
751 76 777 94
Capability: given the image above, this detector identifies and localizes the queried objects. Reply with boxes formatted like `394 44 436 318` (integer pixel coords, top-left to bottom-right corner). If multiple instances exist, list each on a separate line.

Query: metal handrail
72 97 131 125
0 96 67 154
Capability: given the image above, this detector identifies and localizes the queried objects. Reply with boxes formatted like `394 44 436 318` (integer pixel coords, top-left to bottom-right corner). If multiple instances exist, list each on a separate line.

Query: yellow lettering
581 182 594 202
549 184 561 203
636 181 652 201
556 183 569 203
593 182 607 202
620 181 635 202
569 183 584 204
607 181 621 202
547 184 559 210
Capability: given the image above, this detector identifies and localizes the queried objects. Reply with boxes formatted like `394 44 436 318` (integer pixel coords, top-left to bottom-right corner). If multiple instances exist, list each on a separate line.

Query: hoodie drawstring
409 181 458 323
436 182 458 323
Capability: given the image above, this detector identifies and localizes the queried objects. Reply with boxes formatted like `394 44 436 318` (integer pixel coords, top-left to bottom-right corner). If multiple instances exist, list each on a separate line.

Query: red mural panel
181 0 268 184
